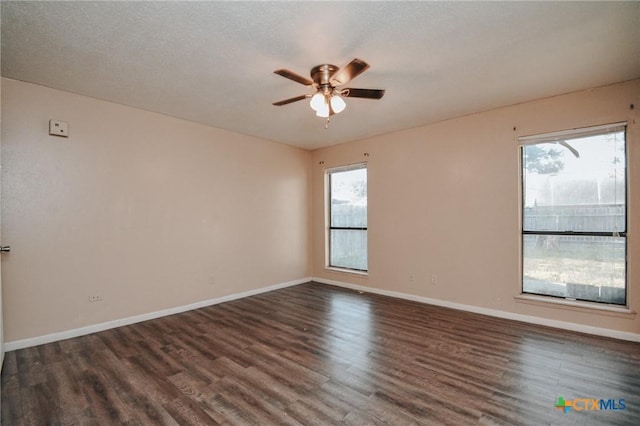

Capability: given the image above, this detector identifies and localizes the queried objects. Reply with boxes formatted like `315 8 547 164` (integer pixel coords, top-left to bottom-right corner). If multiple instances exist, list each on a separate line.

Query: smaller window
327 164 367 272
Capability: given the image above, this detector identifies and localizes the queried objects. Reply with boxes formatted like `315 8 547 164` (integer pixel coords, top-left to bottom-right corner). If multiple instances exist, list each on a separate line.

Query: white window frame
518 122 628 306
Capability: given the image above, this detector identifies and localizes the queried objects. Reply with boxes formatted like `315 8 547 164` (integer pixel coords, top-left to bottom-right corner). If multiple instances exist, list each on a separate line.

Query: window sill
515 294 636 318
325 267 368 277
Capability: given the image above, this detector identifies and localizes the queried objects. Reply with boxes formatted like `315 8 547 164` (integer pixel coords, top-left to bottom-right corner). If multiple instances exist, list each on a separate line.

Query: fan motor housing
311 64 339 86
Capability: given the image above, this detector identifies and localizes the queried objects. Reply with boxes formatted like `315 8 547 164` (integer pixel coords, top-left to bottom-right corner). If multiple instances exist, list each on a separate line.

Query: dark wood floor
2 282 639 425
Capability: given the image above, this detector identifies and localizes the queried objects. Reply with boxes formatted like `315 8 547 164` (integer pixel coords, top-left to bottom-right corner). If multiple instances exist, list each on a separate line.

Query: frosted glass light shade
315 102 330 117
330 95 346 113
309 92 325 112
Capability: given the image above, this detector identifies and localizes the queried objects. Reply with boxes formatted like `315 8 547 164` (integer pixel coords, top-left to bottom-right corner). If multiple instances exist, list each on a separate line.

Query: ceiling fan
272 58 385 119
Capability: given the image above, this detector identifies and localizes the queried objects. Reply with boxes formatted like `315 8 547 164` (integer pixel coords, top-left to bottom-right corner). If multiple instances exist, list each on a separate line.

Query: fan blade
330 58 370 86
274 69 313 86
272 94 309 106
341 88 385 99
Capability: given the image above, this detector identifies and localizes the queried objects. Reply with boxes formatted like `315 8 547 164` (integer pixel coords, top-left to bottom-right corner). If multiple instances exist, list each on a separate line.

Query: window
520 123 627 305
327 164 367 272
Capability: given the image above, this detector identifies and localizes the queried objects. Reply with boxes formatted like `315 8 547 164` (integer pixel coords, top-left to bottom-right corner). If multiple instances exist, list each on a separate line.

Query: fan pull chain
325 118 330 129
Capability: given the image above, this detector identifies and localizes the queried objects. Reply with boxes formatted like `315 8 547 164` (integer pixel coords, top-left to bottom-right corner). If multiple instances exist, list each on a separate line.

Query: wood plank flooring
2 282 640 425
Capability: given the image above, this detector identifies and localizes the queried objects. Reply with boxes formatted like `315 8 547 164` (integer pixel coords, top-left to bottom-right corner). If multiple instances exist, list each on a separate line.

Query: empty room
1 1 639 424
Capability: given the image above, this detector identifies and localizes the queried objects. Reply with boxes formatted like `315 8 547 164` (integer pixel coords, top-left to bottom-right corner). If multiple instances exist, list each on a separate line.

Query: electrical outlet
431 274 437 285
88 295 103 302
49 119 69 137
408 273 416 282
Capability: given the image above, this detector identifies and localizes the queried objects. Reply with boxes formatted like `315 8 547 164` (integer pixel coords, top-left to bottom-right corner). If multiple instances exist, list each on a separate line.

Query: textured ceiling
2 1 639 150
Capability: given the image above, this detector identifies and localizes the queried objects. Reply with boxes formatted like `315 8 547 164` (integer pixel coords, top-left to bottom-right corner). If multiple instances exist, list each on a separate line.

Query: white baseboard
312 277 640 343
7 276 638 351
4 277 311 352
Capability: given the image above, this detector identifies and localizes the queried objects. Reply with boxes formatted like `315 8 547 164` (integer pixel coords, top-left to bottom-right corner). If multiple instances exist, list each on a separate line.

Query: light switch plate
49 119 69 137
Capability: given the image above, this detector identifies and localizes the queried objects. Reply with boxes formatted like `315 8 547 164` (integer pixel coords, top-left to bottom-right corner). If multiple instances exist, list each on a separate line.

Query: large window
328 164 367 272
520 123 627 305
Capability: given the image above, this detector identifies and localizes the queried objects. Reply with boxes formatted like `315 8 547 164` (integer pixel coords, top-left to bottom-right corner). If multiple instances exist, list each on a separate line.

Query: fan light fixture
309 92 325 112
309 90 346 117
330 94 346 113
316 103 330 118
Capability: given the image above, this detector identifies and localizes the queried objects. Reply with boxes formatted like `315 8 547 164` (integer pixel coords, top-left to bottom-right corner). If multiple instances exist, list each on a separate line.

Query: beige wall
2 77 638 343
1 78 311 342
312 79 640 334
